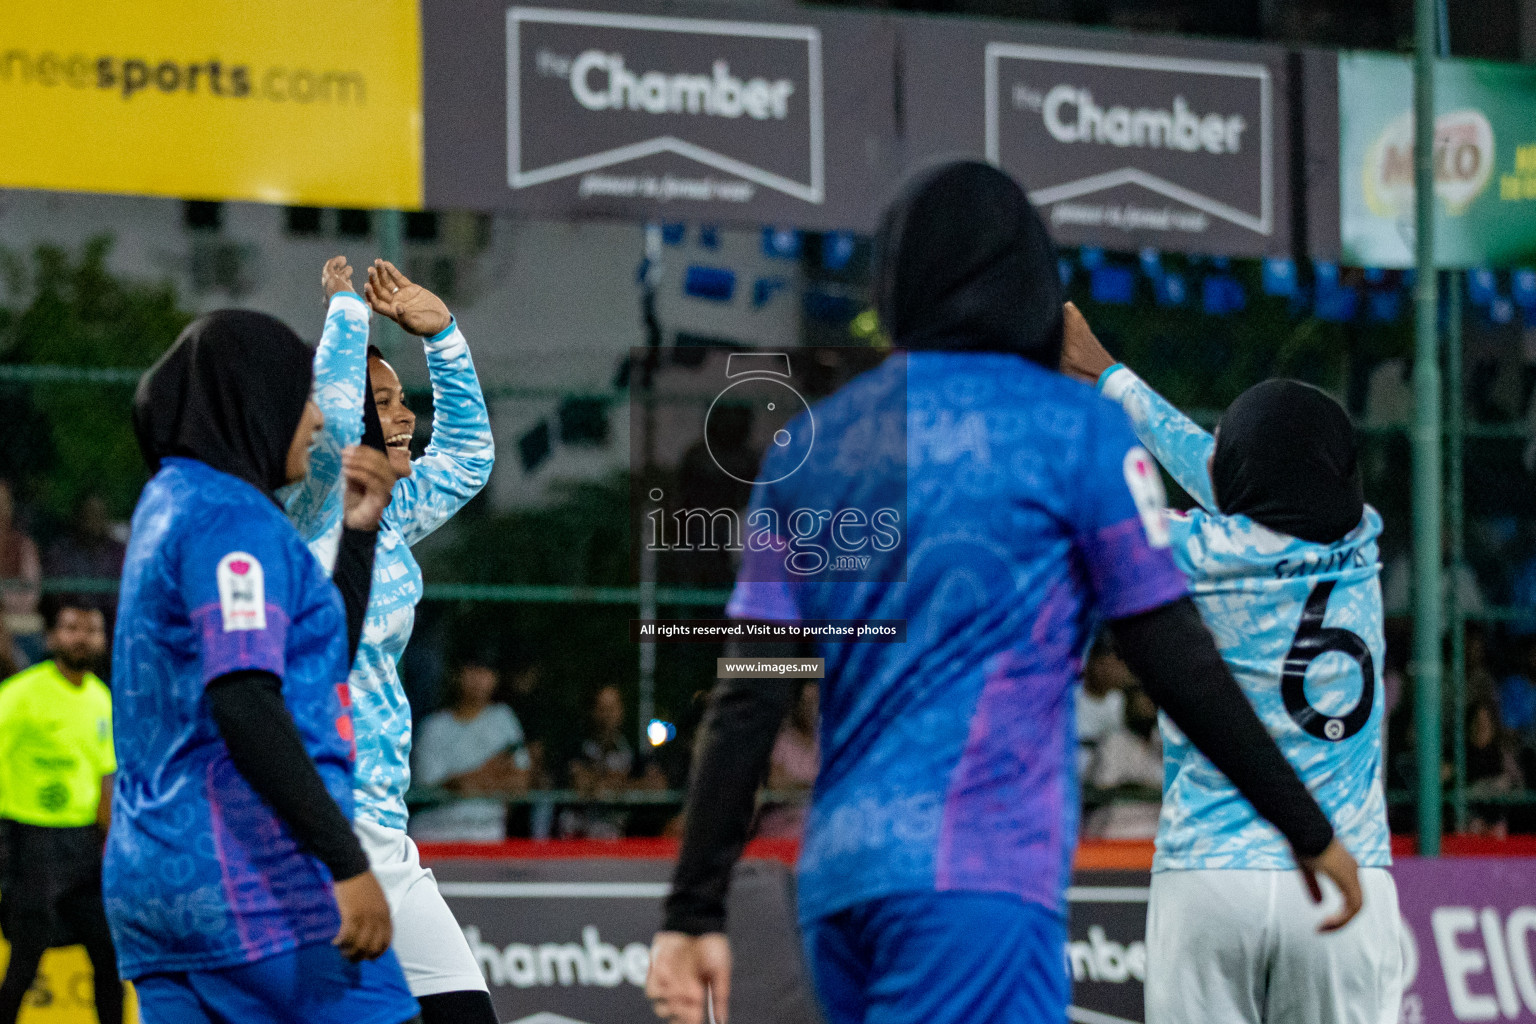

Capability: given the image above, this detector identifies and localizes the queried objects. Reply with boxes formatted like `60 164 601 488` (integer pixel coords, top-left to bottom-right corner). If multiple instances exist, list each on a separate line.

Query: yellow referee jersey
0 660 115 827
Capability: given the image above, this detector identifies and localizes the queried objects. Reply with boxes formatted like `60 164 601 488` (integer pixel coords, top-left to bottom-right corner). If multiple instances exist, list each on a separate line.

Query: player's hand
646 931 731 1024
332 870 393 961
1298 837 1363 932
341 445 395 531
364 259 452 337
1060 301 1117 384
322 256 354 304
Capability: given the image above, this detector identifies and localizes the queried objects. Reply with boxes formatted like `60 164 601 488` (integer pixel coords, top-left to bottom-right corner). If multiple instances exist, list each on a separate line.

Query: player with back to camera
285 257 495 1024
644 160 1364 1024
108 310 417 1023
1061 306 1402 1024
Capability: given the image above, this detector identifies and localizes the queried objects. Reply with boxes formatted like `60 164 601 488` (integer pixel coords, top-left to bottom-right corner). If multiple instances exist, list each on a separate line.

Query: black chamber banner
898 19 1294 258
423 0 900 232
430 855 1154 1024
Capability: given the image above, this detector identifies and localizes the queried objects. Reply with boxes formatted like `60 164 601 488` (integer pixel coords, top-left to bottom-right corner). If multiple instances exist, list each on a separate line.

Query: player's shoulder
190 483 298 551
1008 359 1140 432
0 662 50 702
1183 504 1385 584
83 673 113 705
155 459 285 532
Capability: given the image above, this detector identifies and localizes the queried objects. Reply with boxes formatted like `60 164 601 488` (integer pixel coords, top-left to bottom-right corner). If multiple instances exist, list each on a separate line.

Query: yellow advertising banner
0 940 137 1024
0 0 421 209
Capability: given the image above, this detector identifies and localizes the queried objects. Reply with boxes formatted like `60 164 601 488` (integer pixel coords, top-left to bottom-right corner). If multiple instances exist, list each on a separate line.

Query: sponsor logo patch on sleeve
1122 447 1171 549
217 552 267 632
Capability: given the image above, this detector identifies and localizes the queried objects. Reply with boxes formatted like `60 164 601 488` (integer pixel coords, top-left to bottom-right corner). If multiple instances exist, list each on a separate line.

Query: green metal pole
1447 271 1467 833
1412 0 1444 857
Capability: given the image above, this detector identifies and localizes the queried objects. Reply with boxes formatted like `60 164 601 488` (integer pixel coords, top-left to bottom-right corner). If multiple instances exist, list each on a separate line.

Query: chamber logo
986 43 1273 239
508 7 824 203
566 52 795 120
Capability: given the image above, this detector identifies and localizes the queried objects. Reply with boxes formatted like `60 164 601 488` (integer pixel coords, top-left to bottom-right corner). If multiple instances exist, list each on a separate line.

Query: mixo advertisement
1340 51 1536 268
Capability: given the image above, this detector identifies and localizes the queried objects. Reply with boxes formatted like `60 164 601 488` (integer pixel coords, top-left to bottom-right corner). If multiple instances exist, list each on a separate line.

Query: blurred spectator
42 493 126 609
1459 625 1501 712
0 595 121 1024
756 683 820 840
410 659 531 842
1507 543 1536 638
505 662 551 781
1076 635 1130 776
1499 637 1536 740
1463 699 1525 837
0 616 18 683
0 480 42 666
1082 663 1164 841
560 685 664 839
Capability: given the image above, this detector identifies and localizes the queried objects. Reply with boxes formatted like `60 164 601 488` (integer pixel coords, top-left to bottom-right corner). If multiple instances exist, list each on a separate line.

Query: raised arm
365 261 494 546
285 257 372 563
1060 303 1218 511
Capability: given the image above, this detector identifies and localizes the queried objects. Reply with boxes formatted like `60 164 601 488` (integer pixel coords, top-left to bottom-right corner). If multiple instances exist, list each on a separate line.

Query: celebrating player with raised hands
286 257 496 1024
647 161 1359 1024
109 311 418 1024
1062 302 1397 1024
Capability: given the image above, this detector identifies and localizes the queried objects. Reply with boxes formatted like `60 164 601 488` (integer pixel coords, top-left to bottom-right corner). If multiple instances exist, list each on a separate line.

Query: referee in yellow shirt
0 595 121 1024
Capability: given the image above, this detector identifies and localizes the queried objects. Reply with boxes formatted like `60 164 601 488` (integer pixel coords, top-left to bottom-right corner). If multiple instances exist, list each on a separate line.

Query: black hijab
1212 379 1365 545
134 310 315 496
873 160 1064 367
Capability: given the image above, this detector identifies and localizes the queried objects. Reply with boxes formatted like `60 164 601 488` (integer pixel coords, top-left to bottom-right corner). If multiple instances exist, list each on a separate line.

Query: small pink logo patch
229 560 250 575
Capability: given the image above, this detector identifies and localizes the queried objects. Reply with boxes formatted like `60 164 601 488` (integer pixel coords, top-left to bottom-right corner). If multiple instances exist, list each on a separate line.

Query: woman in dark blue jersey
107 311 419 1024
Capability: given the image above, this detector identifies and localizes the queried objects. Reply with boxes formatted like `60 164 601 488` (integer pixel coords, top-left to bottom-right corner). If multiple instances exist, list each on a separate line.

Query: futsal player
108 311 416 1023
1062 304 1401 1024
285 258 496 1024
645 161 1362 1024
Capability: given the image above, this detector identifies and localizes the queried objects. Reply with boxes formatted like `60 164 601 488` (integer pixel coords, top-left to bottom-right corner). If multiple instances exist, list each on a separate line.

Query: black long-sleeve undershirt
207 669 370 881
334 358 389 668
334 526 377 667
663 601 1334 936
664 641 802 936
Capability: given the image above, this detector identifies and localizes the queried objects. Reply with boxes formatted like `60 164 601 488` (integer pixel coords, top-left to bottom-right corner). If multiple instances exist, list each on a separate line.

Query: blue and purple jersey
727 352 1186 924
106 458 355 978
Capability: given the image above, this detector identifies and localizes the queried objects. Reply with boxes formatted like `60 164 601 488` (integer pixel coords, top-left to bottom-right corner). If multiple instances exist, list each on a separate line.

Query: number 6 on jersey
1281 580 1375 742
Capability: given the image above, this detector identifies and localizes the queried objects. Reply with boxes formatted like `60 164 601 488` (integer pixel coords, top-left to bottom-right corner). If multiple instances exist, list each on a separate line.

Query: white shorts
354 818 488 997
1145 867 1403 1024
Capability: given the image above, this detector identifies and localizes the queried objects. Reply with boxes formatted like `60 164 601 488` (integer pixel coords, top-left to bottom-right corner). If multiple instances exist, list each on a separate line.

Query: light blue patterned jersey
285 292 494 831
1100 366 1391 872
